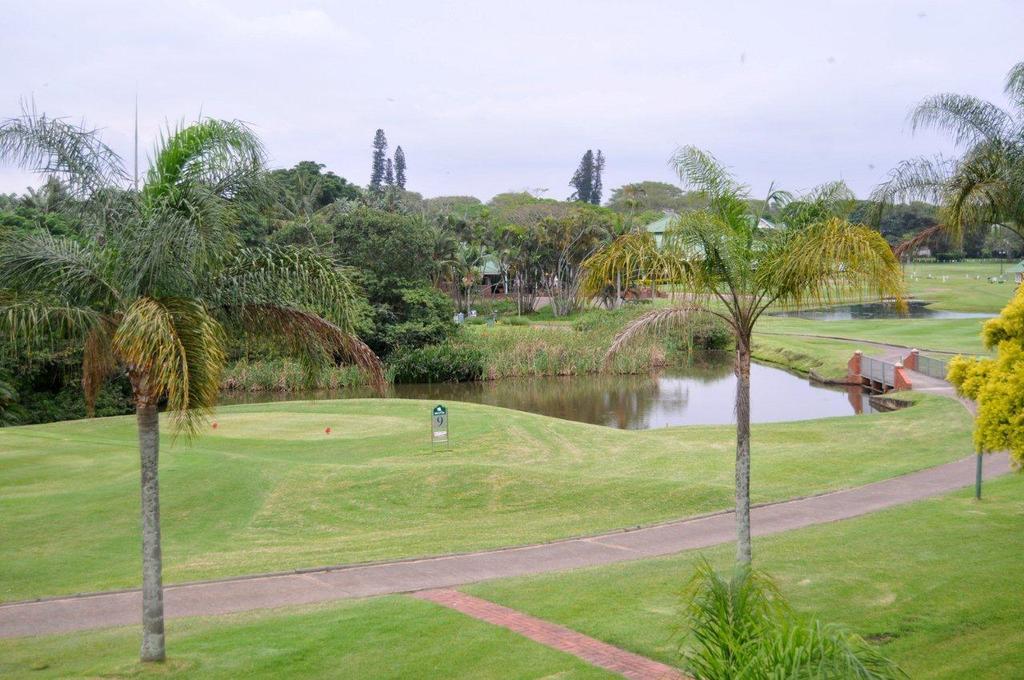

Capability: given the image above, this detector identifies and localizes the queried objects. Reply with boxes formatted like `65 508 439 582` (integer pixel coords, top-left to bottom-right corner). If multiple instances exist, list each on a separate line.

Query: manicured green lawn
467 473 1024 680
904 261 1018 313
757 315 991 355
0 395 972 602
0 595 613 679
750 261 1017 372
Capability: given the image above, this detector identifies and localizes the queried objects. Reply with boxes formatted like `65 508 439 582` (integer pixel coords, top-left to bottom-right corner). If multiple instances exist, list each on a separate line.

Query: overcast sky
2 0 1021 202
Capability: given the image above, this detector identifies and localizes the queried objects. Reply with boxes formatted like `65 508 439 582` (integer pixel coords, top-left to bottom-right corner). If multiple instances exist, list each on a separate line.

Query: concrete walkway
0 452 1011 639
413 589 685 679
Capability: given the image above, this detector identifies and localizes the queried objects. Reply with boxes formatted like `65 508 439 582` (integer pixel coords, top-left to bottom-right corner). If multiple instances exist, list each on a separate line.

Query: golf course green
1 393 972 602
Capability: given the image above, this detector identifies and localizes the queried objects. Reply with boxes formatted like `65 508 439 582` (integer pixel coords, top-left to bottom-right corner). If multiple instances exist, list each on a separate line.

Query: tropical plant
0 108 384 662
680 560 907 679
872 61 1024 243
585 147 904 564
947 283 1024 495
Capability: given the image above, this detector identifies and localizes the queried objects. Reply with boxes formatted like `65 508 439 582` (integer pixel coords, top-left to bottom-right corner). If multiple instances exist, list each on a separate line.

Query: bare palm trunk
136 397 165 662
734 336 752 564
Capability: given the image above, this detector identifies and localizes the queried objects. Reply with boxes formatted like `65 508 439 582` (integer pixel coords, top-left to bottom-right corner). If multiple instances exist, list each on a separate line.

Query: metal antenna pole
133 93 139 192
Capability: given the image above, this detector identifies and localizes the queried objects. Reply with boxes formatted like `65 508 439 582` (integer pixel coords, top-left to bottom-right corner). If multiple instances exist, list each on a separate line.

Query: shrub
681 560 906 680
222 358 364 392
473 298 518 317
378 286 457 354
388 343 485 383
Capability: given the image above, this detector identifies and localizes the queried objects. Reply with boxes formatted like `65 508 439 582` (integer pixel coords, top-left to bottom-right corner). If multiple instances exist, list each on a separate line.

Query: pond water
770 300 991 321
221 352 880 430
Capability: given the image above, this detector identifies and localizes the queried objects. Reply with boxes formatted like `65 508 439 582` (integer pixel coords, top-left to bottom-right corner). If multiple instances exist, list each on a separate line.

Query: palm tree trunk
136 397 165 662
734 336 752 565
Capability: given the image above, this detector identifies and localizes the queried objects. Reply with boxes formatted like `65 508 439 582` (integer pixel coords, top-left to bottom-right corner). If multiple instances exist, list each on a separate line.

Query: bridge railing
915 354 949 380
861 355 895 386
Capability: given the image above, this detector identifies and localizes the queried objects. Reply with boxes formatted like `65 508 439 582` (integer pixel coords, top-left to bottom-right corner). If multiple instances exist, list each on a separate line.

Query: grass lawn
0 595 613 679
0 394 973 602
757 315 991 355
750 261 1017 372
467 473 1024 680
904 261 1018 313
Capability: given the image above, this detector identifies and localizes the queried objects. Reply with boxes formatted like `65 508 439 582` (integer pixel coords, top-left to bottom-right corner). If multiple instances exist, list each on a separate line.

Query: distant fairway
0 395 973 602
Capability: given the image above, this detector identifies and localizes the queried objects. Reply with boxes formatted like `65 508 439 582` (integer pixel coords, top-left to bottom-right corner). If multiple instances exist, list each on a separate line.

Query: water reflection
221 352 878 429
770 300 990 321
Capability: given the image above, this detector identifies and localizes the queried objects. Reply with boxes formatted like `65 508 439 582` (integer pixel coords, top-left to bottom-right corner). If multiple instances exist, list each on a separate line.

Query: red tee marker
212 421 218 430
325 427 332 435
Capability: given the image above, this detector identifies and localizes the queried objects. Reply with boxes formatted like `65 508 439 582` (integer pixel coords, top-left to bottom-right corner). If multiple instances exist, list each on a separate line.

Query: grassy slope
468 474 1024 680
0 595 613 680
0 394 972 602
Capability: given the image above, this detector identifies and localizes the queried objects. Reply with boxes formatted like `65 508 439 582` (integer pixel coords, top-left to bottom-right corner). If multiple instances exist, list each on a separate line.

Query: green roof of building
481 255 501 276
644 214 675 234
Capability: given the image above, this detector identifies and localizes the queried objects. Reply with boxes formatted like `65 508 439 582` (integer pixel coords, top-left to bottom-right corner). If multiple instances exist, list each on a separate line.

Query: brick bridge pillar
904 348 919 371
893 360 913 390
847 350 863 383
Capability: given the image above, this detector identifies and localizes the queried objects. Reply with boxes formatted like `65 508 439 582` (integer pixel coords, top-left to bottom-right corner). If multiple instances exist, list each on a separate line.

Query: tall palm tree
873 61 1024 243
583 147 904 564
0 109 384 662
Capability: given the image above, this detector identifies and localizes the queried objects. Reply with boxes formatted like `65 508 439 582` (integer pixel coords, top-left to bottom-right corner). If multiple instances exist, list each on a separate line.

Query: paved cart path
0 452 1011 639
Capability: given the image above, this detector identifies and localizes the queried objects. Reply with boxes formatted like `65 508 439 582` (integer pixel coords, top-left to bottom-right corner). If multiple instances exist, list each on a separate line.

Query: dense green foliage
606 180 708 215
389 342 484 383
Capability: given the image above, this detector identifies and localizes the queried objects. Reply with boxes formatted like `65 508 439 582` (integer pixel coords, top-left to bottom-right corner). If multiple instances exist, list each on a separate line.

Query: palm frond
113 297 226 434
225 303 385 391
0 292 102 352
605 304 722 364
760 218 904 311
210 247 364 330
680 559 907 680
82 316 119 417
1005 60 1024 110
0 102 127 198
135 119 266 282
892 224 943 260
671 146 748 208
0 231 119 307
144 119 265 207
911 93 1012 146
580 231 689 297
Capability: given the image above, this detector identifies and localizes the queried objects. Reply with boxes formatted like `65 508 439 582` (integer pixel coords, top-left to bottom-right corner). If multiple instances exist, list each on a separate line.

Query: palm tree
583 147 904 564
873 61 1024 243
0 109 384 662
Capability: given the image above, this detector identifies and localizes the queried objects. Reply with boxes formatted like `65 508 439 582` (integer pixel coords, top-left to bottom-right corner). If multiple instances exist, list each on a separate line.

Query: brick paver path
412 589 686 679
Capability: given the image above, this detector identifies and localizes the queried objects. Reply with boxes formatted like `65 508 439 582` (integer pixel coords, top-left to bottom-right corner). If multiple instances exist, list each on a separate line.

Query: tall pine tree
592 150 605 205
394 146 407 189
569 150 595 203
370 129 388 191
385 157 395 187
